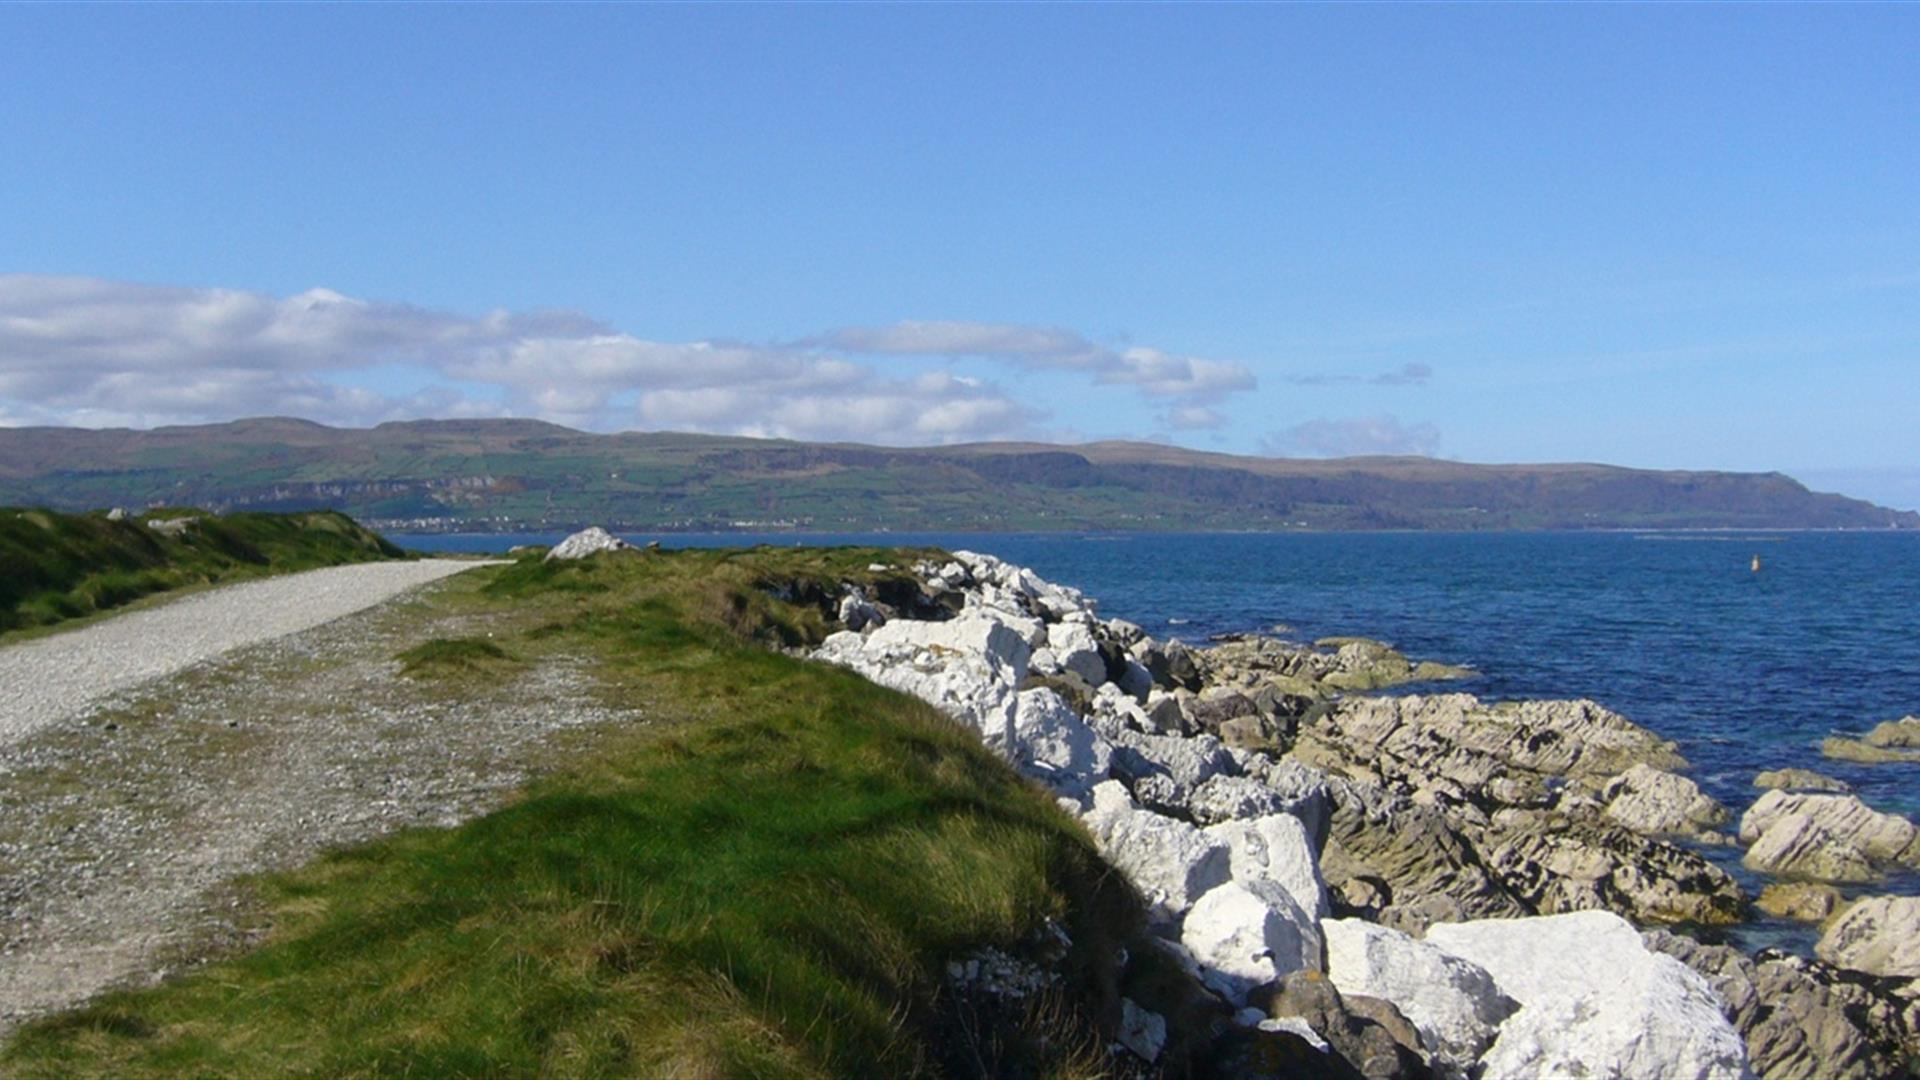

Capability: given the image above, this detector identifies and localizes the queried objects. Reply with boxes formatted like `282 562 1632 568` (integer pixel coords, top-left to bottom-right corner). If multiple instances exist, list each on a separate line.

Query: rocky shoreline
808 550 1920 1078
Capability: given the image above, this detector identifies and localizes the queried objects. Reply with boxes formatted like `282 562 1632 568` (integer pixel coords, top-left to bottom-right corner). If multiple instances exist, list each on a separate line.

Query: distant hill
0 418 1912 532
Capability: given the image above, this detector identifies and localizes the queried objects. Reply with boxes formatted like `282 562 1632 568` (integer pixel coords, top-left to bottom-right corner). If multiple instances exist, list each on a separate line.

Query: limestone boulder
1080 782 1230 923
1739 790 1920 880
836 587 885 633
1180 879 1321 1006
1107 730 1237 813
1206 813 1330 922
1039 619 1109 688
1425 910 1749 1080
1116 998 1167 1063
1007 688 1110 796
1603 763 1729 837
1322 918 1516 1074
1817 895 1920 979
545 526 631 560
1743 814 1877 883
815 611 1034 751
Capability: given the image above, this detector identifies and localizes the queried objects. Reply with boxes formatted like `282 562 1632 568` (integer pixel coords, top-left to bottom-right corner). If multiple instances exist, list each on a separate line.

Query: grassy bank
0 507 406 637
3 546 1196 1077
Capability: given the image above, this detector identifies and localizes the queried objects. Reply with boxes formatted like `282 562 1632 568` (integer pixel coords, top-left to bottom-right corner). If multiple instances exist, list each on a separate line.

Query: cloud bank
0 276 1258 444
1261 414 1441 458
1285 361 1433 387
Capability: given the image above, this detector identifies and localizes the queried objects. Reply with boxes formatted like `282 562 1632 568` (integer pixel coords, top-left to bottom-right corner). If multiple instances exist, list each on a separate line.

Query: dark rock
1141 640 1204 692
1260 970 1435 1080
1645 929 1917 1080
1020 671 1096 717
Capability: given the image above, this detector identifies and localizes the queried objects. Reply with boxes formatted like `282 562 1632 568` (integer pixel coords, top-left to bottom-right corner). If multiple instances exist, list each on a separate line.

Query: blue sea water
406 529 1920 948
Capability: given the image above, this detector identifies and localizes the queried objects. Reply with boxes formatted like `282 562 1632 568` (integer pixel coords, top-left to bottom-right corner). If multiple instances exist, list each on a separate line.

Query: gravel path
0 560 489 748
0 566 641 1037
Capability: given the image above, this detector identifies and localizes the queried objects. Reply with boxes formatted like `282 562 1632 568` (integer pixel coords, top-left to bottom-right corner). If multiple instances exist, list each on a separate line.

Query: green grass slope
0 507 405 636
3 548 1206 1078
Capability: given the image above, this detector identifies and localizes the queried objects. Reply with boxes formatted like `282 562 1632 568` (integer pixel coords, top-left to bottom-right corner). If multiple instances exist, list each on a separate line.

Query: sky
2 5 1916 508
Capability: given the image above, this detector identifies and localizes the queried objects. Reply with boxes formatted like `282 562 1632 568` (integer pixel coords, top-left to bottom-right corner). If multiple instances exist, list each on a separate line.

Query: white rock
1817 894 1920 978
1118 998 1167 1062
1045 620 1109 687
813 617 1024 751
1082 796 1231 924
1604 763 1728 837
544 526 632 561
1322 918 1516 1073
864 611 1034 685
1205 814 1330 922
1258 1016 1331 1053
1109 730 1236 810
1739 790 1918 861
1187 774 1289 825
1179 880 1321 1006
1088 683 1151 739
1425 910 1749 1080
1009 688 1111 796
837 588 885 633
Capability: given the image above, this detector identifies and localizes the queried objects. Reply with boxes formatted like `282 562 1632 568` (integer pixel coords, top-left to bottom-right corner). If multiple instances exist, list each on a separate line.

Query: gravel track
0 560 490 748
0 565 641 1037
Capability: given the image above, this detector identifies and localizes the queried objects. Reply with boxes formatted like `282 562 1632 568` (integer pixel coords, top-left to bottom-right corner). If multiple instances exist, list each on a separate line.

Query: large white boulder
1322 918 1516 1074
1425 910 1749 1080
1040 620 1110 687
545 526 631 560
862 611 1035 684
1179 879 1321 1006
1205 813 1330 922
1081 781 1230 923
1817 894 1920 978
813 612 1036 751
1008 688 1111 796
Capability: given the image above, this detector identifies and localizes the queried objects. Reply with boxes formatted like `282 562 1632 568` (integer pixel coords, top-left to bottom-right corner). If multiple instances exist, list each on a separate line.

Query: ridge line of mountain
1 417 1912 533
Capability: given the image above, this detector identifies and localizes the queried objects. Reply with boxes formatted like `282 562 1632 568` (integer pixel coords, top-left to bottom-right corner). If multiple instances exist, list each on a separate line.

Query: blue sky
2 5 1916 507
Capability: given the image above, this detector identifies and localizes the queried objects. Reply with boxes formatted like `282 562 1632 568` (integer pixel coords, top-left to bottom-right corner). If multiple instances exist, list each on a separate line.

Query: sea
402 529 1920 951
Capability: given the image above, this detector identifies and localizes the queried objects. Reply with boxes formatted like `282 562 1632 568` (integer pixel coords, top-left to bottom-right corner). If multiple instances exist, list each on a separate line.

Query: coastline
806 546 1920 1077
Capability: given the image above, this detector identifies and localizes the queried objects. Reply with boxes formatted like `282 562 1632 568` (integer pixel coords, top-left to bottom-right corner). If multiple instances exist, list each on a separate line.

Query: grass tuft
395 636 515 678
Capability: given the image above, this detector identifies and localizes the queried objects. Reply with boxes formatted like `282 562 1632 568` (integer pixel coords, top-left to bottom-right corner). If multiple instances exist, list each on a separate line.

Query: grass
0 507 406 637
395 636 517 678
3 545 1198 1077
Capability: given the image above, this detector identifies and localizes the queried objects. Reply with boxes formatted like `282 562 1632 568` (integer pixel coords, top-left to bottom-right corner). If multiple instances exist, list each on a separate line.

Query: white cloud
1 275 1119 444
814 320 1258 403
1162 404 1226 430
1262 415 1441 458
1285 361 1434 387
